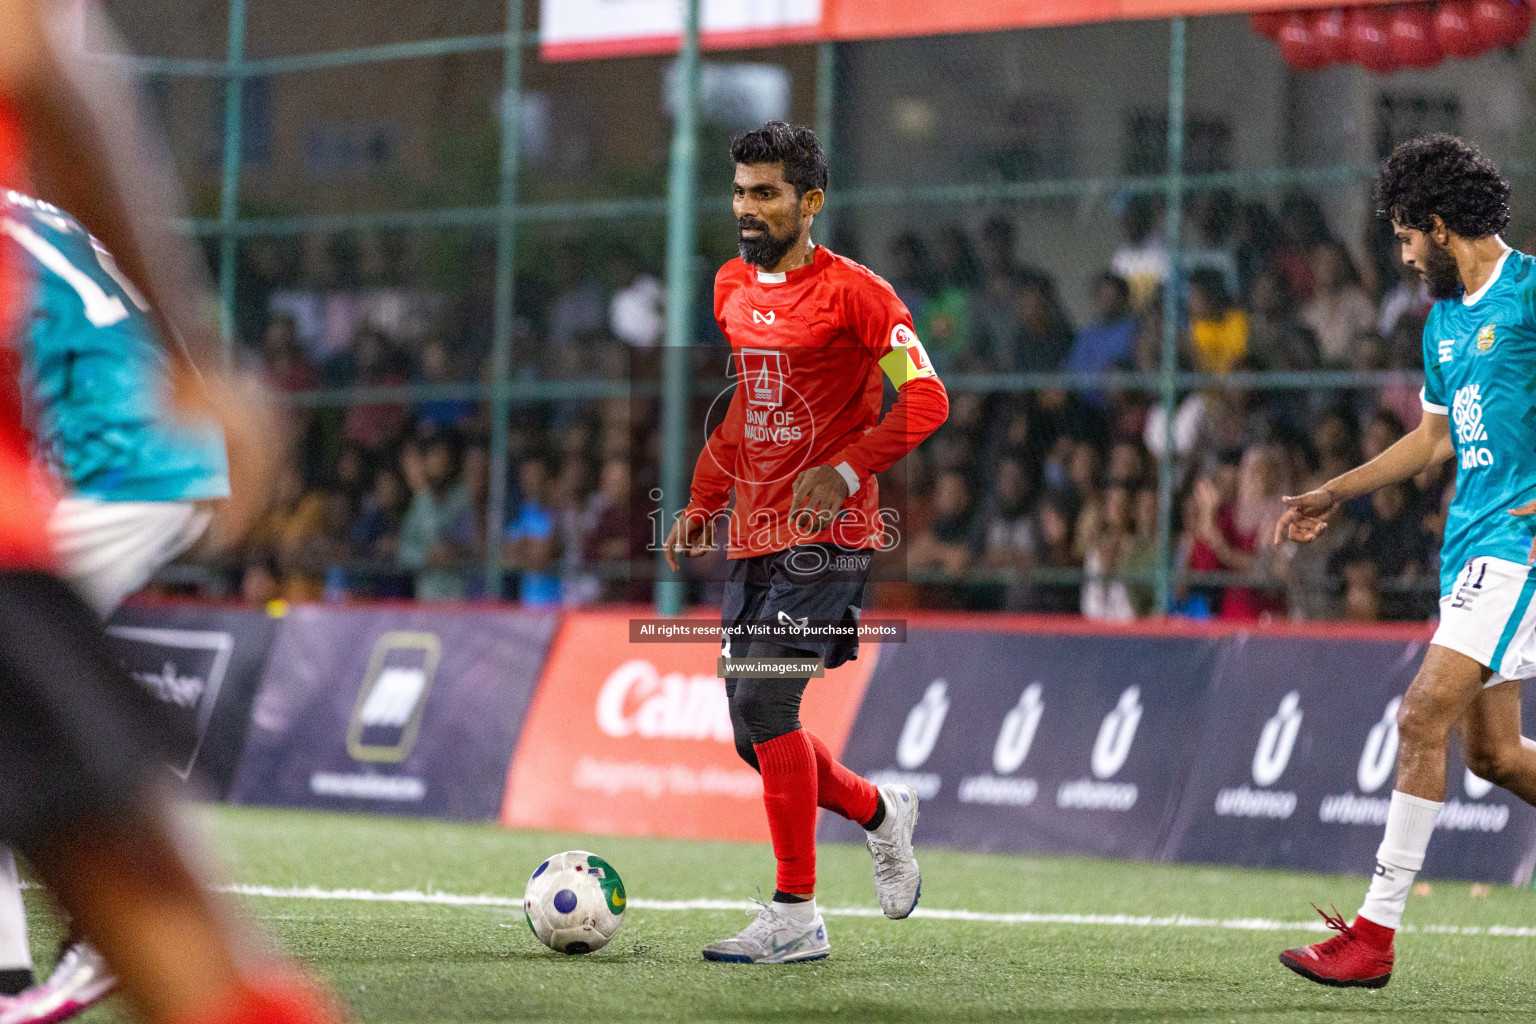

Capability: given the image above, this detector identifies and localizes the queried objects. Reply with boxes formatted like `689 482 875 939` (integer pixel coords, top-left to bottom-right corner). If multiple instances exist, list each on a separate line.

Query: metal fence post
655 0 702 618
1154 16 1186 616
217 0 248 361
814 41 837 244
483 0 526 600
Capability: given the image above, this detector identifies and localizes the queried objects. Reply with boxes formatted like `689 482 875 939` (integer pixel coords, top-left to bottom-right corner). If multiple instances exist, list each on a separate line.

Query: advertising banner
1162 636 1536 884
822 627 1222 860
501 609 876 840
539 0 1398 61
229 607 556 820
822 0 1395 43
108 604 279 799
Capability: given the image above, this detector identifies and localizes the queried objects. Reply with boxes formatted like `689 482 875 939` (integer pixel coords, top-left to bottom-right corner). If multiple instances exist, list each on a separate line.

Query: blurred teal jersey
2 191 229 503
1421 247 1536 596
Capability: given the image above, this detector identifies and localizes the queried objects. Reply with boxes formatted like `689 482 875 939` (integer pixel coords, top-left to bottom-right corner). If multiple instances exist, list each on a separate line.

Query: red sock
753 729 819 893
165 973 350 1024
1351 915 1396 950
806 730 879 825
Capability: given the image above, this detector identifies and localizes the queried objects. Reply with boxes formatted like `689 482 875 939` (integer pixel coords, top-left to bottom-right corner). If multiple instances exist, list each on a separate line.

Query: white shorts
47 497 211 617
1433 555 1536 686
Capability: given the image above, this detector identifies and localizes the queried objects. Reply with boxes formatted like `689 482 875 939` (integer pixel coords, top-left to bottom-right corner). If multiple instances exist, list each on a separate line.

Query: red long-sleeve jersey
0 96 53 570
684 245 948 559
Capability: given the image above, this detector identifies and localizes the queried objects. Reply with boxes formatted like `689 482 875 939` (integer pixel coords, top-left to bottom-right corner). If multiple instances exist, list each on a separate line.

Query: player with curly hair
1276 134 1536 989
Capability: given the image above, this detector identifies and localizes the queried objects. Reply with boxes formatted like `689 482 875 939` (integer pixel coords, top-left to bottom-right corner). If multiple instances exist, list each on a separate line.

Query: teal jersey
1422 247 1536 595
2 191 229 503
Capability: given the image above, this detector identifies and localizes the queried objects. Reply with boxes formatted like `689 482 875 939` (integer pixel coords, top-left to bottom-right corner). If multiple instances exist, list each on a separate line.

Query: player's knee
1465 743 1518 786
729 679 803 746
732 728 760 772
1395 690 1455 749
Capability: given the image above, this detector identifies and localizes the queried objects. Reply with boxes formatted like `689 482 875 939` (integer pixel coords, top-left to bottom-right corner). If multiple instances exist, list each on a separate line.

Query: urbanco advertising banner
822 624 1223 859
1163 634 1536 884
501 609 875 841
229 607 557 820
108 603 280 799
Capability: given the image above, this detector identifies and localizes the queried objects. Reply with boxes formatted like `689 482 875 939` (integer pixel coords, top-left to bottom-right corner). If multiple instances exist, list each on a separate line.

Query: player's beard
738 214 801 270
1421 236 1463 300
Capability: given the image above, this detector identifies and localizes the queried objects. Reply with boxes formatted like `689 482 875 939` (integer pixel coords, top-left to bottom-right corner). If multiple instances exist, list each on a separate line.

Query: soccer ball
523 850 627 954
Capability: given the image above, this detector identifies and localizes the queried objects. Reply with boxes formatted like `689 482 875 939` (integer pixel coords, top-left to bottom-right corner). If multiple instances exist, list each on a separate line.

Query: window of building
207 75 273 170
1124 109 1232 175
981 95 1077 181
1376 92 1460 159
303 120 398 178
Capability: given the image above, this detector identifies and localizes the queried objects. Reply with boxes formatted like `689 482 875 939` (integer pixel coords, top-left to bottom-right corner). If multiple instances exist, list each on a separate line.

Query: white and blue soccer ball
523 850 627 954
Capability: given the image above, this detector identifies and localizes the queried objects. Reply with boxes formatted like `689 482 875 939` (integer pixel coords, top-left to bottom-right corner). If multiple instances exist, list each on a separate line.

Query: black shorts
721 543 872 669
0 572 171 856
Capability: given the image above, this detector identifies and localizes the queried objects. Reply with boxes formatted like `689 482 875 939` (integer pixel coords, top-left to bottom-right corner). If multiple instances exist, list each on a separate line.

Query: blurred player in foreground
0 1 343 1022
1277 135 1536 989
0 188 232 1022
663 121 948 963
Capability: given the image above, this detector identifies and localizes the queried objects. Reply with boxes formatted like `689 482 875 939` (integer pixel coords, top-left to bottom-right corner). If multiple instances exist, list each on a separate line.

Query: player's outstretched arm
0 0 283 546
0 0 217 365
1275 411 1450 544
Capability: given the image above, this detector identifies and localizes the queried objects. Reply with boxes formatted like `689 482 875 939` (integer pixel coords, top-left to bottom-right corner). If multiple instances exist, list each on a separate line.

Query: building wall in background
97 1 1536 318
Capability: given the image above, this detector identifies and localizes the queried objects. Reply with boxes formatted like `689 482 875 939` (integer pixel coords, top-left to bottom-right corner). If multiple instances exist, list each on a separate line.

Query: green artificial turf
25 805 1536 1023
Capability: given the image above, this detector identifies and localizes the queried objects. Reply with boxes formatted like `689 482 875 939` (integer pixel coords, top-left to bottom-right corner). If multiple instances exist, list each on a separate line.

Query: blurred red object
1508 0 1534 43
1471 0 1529 47
1280 12 1328 68
1313 8 1351 63
1388 4 1443 66
1349 7 1399 71
1251 10 1287 38
1434 1 1484 56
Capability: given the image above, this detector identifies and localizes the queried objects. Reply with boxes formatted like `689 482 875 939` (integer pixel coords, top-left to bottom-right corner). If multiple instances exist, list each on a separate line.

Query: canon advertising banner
229 607 557 820
501 610 874 841
108 604 280 799
823 626 1223 859
1163 635 1536 884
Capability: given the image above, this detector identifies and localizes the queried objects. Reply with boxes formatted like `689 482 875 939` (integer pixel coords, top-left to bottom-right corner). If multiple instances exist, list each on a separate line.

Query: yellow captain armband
879 323 936 387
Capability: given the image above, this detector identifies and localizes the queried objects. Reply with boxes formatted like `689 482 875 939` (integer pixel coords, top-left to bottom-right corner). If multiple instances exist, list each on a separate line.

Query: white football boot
865 784 921 919
702 898 830 964
0 943 116 1024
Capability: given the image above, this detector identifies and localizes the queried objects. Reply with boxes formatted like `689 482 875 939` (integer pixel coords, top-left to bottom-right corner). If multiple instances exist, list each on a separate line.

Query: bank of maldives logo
739 348 789 408
347 632 441 763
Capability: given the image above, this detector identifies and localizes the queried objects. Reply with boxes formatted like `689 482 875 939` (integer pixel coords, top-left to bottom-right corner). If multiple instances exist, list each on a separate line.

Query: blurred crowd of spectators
199 189 1459 622
881 192 1444 622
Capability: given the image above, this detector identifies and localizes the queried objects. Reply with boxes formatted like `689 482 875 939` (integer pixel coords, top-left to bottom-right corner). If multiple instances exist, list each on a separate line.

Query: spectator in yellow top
1186 267 1248 374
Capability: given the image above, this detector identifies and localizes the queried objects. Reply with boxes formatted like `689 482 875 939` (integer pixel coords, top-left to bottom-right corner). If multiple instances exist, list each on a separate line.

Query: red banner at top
825 0 1397 41
539 0 1403 61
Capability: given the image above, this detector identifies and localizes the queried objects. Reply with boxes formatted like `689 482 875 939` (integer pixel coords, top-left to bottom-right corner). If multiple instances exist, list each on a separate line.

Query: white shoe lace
867 827 908 886
867 792 911 870
731 897 785 950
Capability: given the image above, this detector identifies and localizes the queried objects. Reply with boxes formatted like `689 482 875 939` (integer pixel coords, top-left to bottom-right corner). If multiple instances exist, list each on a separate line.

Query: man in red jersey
0 2 341 1022
663 121 949 964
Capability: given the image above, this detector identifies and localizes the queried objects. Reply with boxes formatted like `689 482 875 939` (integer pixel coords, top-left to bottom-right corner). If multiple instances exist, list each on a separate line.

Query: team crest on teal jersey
1478 324 1497 352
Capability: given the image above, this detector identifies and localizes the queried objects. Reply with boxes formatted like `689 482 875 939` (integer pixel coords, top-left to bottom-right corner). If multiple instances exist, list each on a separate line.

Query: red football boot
1279 905 1395 989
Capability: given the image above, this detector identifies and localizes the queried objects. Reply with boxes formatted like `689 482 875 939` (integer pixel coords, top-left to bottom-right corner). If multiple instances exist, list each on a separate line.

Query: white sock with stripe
1358 790 1441 931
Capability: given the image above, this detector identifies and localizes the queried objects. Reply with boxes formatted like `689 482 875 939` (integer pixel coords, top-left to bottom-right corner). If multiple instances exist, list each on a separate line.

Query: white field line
218 884 1536 939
